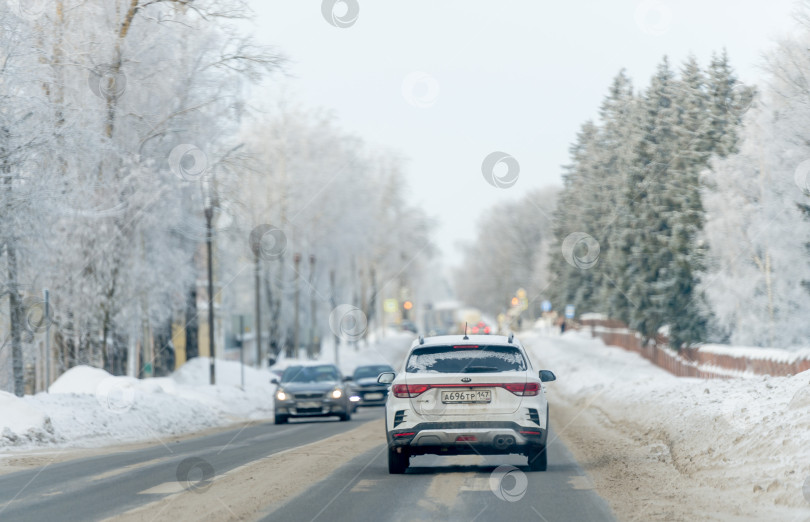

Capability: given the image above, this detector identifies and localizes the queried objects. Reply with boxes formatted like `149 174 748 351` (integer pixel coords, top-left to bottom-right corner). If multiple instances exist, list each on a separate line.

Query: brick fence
577 318 810 379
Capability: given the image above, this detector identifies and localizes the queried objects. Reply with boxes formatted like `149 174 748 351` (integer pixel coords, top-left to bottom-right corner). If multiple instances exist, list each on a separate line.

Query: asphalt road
0 408 614 521
0 410 379 521
260 424 615 522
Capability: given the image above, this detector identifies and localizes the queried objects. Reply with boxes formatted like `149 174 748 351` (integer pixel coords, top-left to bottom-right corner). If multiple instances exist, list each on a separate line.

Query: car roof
284 364 338 370
411 334 520 348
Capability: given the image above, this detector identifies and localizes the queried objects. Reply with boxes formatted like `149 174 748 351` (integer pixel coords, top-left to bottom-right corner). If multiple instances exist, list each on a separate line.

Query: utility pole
370 266 380 338
44 289 50 391
239 314 245 390
205 206 215 385
254 250 262 368
293 253 301 359
359 266 367 347
330 270 339 367
308 255 316 358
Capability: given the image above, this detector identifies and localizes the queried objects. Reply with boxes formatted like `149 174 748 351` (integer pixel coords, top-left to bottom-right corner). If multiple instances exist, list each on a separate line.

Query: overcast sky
244 0 798 266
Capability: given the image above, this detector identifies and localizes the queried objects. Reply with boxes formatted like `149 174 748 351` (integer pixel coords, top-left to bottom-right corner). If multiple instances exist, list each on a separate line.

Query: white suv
378 334 556 474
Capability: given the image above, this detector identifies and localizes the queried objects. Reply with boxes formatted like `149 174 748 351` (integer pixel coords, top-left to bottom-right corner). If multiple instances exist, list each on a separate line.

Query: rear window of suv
406 345 527 373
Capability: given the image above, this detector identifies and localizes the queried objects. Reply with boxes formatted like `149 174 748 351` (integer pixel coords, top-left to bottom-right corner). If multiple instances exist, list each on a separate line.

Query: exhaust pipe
493 436 515 450
493 435 515 450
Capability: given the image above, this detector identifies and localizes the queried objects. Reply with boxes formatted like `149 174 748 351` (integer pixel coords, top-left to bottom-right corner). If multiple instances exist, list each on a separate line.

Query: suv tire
274 414 288 425
528 444 548 471
388 447 409 474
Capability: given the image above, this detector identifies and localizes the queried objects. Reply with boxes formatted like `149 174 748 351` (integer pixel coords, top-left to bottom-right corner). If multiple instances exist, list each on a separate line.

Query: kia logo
461 377 471 383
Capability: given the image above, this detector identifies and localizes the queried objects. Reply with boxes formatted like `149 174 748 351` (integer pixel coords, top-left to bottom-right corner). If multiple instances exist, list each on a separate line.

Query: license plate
441 390 491 403
364 393 384 400
298 401 321 409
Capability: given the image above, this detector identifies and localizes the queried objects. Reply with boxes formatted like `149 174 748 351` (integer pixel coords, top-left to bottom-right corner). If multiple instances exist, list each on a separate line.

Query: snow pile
0 358 275 451
0 333 416 452
48 365 130 395
523 329 810 512
0 392 55 445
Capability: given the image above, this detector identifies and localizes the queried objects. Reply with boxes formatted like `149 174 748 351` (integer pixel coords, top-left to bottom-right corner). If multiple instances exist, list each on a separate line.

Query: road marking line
349 479 378 492
460 477 491 492
137 482 186 495
567 475 595 490
90 456 174 482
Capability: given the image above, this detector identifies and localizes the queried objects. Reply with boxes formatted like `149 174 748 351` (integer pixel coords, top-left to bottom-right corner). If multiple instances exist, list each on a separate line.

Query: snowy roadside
0 358 275 453
523 329 810 521
0 332 416 455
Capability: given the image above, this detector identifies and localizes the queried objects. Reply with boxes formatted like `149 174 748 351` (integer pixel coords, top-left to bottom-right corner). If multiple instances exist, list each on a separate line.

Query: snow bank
0 333 416 452
0 358 275 451
0 392 55 445
523 329 810 512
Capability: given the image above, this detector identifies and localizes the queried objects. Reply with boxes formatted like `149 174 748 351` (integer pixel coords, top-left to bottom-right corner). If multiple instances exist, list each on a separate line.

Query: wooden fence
577 318 810 378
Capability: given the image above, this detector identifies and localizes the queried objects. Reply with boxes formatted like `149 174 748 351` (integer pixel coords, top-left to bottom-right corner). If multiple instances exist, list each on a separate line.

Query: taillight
502 382 540 396
484 326 491 334
392 384 430 398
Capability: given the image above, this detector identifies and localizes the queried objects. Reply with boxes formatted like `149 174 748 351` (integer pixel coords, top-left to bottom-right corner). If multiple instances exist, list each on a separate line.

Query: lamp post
293 253 301 358
309 254 316 358
254 249 262 368
330 270 339 367
205 205 215 385
44 289 50 391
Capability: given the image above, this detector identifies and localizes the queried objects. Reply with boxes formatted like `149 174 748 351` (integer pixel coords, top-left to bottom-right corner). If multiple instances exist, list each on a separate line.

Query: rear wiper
462 366 499 373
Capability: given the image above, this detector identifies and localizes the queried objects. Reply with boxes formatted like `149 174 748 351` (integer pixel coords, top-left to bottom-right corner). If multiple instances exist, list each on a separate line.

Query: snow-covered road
524 329 810 521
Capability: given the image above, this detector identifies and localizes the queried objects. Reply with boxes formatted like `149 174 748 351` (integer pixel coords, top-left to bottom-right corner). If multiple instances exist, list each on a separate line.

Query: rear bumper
387 421 547 455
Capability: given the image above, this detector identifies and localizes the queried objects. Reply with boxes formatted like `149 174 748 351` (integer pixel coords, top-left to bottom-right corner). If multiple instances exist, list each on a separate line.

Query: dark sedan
348 364 395 409
272 364 353 423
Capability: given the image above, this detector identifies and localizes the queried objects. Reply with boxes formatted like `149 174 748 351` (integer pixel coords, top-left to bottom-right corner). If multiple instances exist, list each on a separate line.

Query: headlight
331 389 342 399
276 390 288 401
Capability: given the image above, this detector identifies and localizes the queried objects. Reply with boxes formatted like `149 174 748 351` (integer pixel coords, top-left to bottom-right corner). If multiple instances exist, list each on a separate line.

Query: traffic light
402 300 413 320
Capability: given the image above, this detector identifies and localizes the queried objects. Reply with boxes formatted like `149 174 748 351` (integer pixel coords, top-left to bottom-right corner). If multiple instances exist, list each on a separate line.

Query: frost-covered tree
701 12 810 348
456 187 557 318
239 106 436 360
0 0 282 391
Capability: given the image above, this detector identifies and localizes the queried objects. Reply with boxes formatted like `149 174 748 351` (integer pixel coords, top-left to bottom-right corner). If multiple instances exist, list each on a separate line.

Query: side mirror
377 372 395 384
539 370 556 382
343 376 353 382
270 378 279 385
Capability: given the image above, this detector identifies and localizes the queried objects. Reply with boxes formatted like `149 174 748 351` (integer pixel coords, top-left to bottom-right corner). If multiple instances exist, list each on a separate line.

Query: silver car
272 364 353 423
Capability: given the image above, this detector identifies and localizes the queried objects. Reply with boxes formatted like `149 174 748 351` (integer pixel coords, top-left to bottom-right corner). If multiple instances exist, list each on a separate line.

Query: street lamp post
309 254 316 358
254 249 262 368
293 253 301 358
44 289 50 392
205 205 215 385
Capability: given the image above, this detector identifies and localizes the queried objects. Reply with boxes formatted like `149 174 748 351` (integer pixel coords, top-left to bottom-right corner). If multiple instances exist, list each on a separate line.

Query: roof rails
418 335 425 345
508 333 514 344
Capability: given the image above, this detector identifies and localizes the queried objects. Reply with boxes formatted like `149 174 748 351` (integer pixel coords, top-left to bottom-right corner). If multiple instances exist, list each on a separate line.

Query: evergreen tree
548 54 749 348
621 57 681 341
658 56 711 348
594 71 639 320
547 121 601 312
